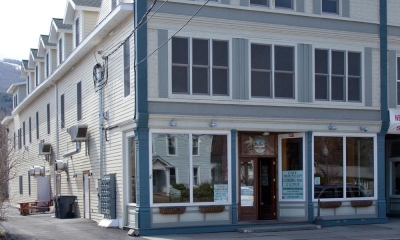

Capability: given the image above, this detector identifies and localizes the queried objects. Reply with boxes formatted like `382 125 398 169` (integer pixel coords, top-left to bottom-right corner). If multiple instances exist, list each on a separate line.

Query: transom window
251 44 295 99
315 49 361 102
172 37 229 96
322 0 339 14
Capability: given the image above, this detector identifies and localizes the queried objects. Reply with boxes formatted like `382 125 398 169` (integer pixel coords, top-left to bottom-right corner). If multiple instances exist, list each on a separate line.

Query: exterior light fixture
328 124 337 131
209 119 217 127
360 126 369 132
169 119 177 127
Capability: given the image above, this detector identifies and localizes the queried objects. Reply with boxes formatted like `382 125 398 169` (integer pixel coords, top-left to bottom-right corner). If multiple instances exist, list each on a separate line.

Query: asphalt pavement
1 206 400 240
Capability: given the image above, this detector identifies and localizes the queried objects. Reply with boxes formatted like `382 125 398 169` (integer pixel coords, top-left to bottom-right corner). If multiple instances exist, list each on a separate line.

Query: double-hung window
46 53 49 78
58 38 63 65
250 0 268 6
172 37 229 96
315 49 361 102
77 81 82 121
75 18 80 47
251 44 295 99
61 94 65 128
35 65 39 86
123 37 130 97
167 135 177 156
47 103 50 134
322 0 339 14
29 117 32 143
36 111 39 139
275 0 292 9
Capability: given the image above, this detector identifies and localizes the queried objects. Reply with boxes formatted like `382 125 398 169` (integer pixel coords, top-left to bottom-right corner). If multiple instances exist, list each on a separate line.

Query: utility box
98 174 116 219
54 195 76 219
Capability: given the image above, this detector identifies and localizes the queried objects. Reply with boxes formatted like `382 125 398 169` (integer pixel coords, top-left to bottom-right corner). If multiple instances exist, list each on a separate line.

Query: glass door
279 133 305 201
239 158 256 221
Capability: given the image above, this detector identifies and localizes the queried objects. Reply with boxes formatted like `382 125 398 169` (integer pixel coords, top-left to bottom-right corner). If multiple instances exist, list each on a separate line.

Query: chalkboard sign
214 184 228 202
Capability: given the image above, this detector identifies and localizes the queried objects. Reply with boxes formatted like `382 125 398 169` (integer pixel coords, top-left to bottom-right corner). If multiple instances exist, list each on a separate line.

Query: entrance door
83 172 90 219
239 158 256 221
258 158 276 220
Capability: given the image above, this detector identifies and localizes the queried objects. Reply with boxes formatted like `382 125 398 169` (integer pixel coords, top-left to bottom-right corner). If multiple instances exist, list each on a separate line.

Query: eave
7 81 26 94
1 116 14 126
49 19 73 43
64 0 100 24
13 3 134 115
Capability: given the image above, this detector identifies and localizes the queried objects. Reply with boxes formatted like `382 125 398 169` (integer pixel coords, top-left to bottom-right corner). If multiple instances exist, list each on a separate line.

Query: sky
0 0 66 61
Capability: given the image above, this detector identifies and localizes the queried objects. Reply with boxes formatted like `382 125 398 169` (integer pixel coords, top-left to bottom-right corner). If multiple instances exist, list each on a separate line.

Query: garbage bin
54 195 76 219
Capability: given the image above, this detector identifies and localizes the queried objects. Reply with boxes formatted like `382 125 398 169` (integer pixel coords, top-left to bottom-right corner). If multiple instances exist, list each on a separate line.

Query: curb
0 223 16 240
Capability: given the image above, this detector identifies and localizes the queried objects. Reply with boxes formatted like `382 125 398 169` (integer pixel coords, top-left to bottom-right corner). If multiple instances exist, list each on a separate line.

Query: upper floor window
193 136 199 156
58 38 63 65
29 117 32 143
322 0 339 14
27 76 30 94
251 44 295 99
123 37 130 97
250 0 268 6
77 81 82 121
46 53 49 77
61 94 65 128
23 121 26 145
13 94 17 108
75 18 80 47
172 37 229 96
18 128 22 149
275 0 292 9
35 65 39 86
47 103 50 134
36 111 39 139
315 49 361 102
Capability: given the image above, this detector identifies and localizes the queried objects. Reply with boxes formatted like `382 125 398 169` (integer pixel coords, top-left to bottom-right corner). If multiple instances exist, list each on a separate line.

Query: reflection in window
392 162 400 195
314 136 374 199
152 133 229 204
193 136 199 156
250 0 268 6
167 135 176 155
129 137 136 203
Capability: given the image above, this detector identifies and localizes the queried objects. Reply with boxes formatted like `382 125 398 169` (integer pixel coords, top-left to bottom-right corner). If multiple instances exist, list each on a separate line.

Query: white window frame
249 41 297 102
321 0 340 15
312 45 364 105
150 129 231 207
169 34 232 100
312 132 377 201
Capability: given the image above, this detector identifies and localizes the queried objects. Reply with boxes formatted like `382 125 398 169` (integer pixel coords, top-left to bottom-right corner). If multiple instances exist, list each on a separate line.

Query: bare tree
0 123 16 220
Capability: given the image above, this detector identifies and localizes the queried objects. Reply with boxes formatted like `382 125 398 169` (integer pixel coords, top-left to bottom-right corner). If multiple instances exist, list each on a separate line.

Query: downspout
51 82 59 198
97 68 104 180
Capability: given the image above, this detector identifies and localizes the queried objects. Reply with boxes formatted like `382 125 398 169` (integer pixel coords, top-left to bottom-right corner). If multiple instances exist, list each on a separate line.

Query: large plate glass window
314 135 375 199
151 132 229 205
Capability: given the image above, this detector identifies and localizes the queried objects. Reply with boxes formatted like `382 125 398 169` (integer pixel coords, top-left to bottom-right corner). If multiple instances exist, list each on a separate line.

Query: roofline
64 0 100 25
7 81 26 94
1 116 14 126
13 3 134 115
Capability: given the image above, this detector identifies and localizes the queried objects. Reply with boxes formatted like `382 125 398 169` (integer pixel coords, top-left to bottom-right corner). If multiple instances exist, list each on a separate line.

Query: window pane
152 134 190 203
398 57 400 80
348 77 361 102
275 46 294 71
172 66 189 94
346 137 374 198
315 49 328 74
250 0 268 6
275 0 292 9
212 68 228 95
397 82 400 105
348 52 361 76
282 138 303 200
332 51 345 75
172 37 188 64
129 137 136 203
315 75 328 100
193 135 228 203
251 71 271 97
274 72 294 98
392 162 400 195
251 44 271 70
193 67 209 94
193 39 209 66
322 0 338 14
332 76 345 101
213 41 228 67
314 137 343 199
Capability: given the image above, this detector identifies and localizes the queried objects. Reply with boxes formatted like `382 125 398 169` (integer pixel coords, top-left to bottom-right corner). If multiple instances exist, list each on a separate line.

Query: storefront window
281 138 304 200
314 136 375 199
151 132 229 204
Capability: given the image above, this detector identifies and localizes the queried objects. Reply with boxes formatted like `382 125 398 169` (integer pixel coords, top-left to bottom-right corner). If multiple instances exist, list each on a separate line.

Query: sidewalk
1 206 400 240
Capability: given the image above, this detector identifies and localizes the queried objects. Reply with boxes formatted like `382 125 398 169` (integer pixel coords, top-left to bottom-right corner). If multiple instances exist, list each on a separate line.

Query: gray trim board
157 3 379 35
342 0 350 18
313 0 321 14
364 47 373 107
232 38 249 100
149 102 380 121
296 0 305 13
158 29 169 98
297 44 313 103
388 50 397 108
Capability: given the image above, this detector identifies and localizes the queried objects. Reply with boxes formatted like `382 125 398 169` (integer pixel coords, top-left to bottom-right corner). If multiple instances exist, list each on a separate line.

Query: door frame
83 170 91 219
278 133 306 202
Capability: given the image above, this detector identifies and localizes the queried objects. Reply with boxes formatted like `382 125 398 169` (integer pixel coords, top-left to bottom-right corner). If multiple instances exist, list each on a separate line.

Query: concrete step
237 224 321 233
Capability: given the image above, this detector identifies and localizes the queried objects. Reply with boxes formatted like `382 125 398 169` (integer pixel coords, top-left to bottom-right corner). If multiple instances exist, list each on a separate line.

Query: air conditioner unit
55 160 67 173
30 166 44 177
67 124 89 142
39 143 52 155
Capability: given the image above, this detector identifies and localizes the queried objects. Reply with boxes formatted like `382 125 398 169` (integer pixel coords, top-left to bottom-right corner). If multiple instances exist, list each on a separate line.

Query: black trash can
54 195 76 219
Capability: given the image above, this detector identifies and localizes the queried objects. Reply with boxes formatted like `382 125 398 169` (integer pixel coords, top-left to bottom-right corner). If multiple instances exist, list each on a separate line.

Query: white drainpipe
51 82 59 198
